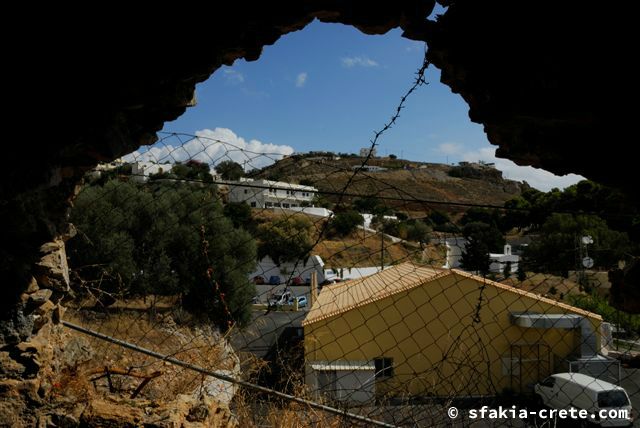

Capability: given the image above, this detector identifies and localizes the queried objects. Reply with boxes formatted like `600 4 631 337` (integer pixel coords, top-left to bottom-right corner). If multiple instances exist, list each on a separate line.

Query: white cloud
436 142 463 156
295 72 307 88
461 147 584 191
222 69 244 85
341 56 379 68
121 128 294 171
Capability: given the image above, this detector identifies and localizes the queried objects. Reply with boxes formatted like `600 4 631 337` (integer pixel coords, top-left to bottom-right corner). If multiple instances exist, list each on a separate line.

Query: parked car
268 290 291 307
288 276 304 286
288 295 308 308
534 372 634 427
252 275 265 285
268 275 281 285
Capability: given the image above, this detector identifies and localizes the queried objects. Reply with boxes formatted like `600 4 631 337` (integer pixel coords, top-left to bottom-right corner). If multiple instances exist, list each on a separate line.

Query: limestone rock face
34 240 70 292
80 398 146 428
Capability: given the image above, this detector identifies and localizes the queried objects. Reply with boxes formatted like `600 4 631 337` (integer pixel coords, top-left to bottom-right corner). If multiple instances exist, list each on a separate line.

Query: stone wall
1 236 71 426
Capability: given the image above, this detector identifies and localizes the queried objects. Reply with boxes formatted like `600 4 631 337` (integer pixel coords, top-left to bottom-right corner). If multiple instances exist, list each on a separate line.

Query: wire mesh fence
53 52 640 426
53 129 640 427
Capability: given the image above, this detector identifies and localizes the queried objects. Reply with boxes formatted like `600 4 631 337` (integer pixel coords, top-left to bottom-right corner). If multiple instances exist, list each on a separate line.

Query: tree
389 154 397 160
502 180 640 242
299 178 314 186
257 215 314 265
460 207 507 233
329 210 364 237
406 220 431 243
395 212 408 221
216 160 244 180
223 202 254 231
312 194 331 209
428 210 454 232
68 179 256 328
381 219 406 239
517 263 527 281
503 261 512 279
172 160 213 183
523 213 631 277
460 222 505 275
353 196 390 216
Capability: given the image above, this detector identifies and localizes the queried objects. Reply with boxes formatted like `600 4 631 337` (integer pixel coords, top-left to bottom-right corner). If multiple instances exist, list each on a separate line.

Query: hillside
251 154 526 216
253 210 444 269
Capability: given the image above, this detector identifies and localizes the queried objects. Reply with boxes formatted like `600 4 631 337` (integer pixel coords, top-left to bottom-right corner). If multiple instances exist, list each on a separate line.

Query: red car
289 276 304 286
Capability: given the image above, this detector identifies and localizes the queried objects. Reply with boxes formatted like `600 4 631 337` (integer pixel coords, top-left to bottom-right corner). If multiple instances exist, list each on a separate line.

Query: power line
107 172 639 218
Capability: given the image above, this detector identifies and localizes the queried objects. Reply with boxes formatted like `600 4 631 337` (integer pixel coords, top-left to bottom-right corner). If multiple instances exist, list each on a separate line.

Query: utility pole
577 235 594 291
381 230 384 271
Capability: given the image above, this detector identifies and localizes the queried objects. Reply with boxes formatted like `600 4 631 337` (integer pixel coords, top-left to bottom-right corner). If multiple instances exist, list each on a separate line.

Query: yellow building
303 263 603 402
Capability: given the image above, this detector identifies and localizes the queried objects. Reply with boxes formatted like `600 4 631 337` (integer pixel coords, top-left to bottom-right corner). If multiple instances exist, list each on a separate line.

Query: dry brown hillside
251 154 525 215
253 210 445 269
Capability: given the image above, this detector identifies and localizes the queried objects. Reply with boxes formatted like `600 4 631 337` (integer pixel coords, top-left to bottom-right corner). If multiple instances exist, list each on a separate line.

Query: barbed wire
54 46 640 427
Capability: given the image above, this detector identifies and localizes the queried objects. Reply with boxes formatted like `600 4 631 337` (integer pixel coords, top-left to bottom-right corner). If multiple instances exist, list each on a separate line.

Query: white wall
443 239 520 273
324 266 384 282
279 206 333 218
307 368 375 404
250 255 325 284
362 214 398 230
442 237 466 269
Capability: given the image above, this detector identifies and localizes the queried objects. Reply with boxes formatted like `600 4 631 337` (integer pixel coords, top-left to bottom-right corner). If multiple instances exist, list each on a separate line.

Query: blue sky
148 19 583 191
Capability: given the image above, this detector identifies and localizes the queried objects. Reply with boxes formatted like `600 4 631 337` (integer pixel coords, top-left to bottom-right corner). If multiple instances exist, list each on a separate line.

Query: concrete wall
305 273 601 398
307 368 375 403
250 255 325 284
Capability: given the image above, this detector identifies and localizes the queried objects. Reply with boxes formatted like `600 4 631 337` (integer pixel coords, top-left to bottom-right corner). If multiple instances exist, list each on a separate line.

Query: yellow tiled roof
303 263 447 326
302 263 601 326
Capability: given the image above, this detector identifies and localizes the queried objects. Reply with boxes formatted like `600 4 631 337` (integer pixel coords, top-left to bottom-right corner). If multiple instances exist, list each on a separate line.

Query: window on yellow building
374 357 393 378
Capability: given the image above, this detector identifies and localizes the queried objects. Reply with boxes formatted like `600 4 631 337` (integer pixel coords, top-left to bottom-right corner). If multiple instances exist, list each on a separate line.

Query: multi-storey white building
227 178 317 209
129 161 169 182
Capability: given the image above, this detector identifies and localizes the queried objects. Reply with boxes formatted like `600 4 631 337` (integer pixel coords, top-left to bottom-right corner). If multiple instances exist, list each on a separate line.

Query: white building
130 161 169 182
361 214 398 231
351 165 387 173
324 266 385 282
442 237 466 269
89 160 170 182
285 206 333 218
442 237 519 274
227 178 317 209
489 244 520 274
251 255 326 284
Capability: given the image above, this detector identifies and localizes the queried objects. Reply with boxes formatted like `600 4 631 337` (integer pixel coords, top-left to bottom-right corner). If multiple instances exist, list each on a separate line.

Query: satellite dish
582 257 594 269
581 235 594 245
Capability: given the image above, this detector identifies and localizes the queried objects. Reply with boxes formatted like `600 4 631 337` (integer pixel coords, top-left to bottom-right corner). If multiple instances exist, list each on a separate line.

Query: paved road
254 284 310 304
230 309 306 358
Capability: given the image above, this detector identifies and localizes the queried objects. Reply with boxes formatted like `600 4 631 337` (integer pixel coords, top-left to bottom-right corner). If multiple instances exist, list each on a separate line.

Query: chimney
310 271 318 308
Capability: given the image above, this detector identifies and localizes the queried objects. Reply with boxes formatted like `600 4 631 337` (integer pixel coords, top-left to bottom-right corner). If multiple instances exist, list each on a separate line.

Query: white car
292 295 307 308
268 290 291 307
534 373 634 427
